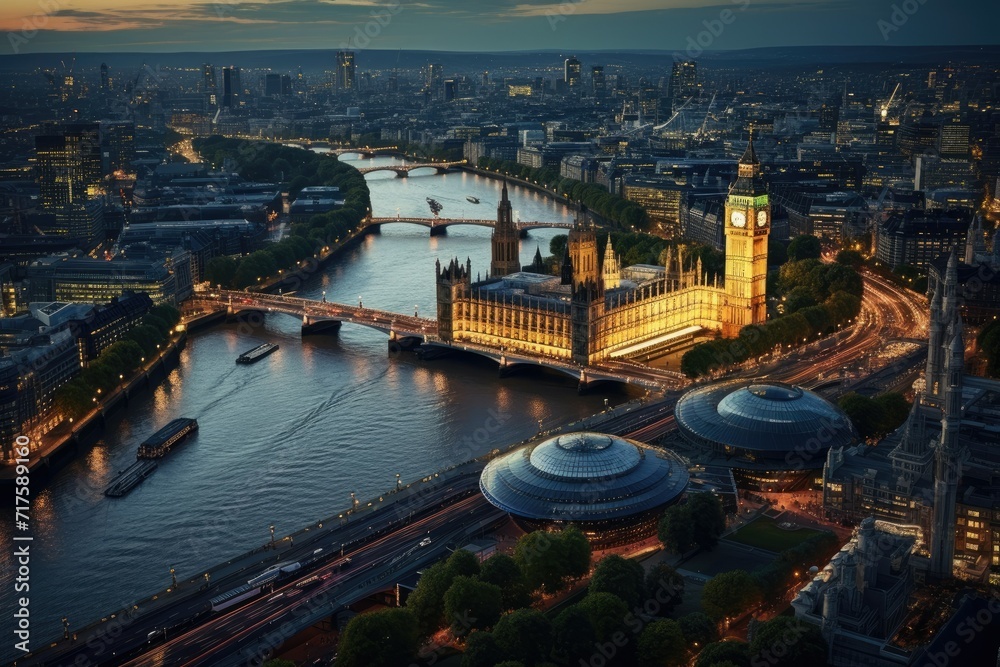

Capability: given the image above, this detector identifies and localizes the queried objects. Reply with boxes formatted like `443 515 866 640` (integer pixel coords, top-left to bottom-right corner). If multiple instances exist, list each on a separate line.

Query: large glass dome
480 432 689 524
675 380 858 456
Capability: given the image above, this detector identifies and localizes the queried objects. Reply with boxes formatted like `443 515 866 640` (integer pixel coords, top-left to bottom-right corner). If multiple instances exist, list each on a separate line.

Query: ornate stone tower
722 134 769 338
568 213 599 287
491 180 521 277
929 317 965 580
602 236 621 290
435 257 471 342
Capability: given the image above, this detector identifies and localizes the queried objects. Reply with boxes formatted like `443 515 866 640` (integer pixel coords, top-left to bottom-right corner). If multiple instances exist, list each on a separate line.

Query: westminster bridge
367 216 574 237
188 290 686 392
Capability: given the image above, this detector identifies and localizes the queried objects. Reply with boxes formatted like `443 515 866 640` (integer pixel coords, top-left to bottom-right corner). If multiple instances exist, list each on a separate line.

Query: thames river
0 157 626 655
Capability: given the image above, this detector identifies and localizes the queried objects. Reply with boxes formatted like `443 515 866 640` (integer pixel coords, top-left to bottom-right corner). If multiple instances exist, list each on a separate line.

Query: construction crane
696 92 718 140
653 96 694 132
880 82 901 120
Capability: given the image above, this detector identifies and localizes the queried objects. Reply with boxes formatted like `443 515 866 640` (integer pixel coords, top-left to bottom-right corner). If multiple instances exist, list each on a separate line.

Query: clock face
757 210 768 227
731 211 747 228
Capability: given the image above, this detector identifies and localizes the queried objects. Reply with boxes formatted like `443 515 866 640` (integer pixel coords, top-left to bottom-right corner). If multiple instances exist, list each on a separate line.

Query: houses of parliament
435 139 770 365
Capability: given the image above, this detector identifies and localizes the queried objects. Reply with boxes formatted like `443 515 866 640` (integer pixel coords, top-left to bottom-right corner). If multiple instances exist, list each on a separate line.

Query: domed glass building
480 432 689 546
674 381 858 492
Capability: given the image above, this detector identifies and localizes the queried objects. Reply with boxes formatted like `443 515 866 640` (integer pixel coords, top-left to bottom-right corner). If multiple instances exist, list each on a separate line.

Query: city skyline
2 0 996 54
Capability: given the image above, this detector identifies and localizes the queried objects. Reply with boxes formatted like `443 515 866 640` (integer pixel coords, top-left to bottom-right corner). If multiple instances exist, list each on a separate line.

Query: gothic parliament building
435 139 770 365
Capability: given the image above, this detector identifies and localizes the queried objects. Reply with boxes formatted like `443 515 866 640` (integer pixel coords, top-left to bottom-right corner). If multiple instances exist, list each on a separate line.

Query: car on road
419 537 432 547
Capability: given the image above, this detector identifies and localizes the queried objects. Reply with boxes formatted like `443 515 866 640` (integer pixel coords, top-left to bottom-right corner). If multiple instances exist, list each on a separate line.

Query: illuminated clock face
731 211 747 228
757 210 768 227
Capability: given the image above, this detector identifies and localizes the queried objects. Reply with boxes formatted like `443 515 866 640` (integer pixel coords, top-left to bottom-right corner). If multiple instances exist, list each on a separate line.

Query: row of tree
476 157 651 231
681 250 865 378
54 304 181 419
193 137 372 289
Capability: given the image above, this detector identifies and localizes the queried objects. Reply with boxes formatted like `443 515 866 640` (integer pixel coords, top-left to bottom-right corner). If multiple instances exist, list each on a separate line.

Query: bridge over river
192 290 685 392
367 216 574 236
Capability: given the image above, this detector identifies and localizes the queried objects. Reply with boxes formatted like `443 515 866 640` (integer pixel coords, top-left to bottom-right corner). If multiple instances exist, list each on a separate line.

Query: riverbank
0 332 187 487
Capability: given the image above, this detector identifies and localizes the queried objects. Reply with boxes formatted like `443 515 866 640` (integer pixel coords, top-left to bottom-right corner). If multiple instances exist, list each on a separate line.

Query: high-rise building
222 66 240 108
336 51 356 91
426 63 443 92
637 79 660 124
591 66 606 98
202 64 216 93
564 57 582 88
669 61 697 111
100 121 135 176
490 181 520 278
35 123 102 210
443 79 457 102
722 134 770 337
100 62 109 92
939 119 970 158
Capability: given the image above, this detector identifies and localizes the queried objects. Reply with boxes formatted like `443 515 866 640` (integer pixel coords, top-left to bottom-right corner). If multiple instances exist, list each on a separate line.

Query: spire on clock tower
491 178 520 277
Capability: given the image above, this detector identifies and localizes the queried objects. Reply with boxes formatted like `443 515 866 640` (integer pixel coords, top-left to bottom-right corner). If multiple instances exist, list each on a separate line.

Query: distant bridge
368 216 574 236
189 291 677 391
357 160 467 177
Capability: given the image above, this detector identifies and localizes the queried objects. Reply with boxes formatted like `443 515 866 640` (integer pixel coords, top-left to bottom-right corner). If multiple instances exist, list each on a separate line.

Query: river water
0 157 627 656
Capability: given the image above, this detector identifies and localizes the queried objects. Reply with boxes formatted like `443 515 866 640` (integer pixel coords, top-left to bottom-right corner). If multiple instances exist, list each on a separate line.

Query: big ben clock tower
722 133 769 338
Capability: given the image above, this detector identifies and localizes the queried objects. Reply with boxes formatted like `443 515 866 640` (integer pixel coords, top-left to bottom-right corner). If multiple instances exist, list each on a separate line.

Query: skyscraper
35 123 102 209
336 51 356 91
591 66 606 98
222 66 240 108
669 61 697 111
426 63 443 92
100 63 109 92
99 120 135 176
939 119 970 158
564 57 582 88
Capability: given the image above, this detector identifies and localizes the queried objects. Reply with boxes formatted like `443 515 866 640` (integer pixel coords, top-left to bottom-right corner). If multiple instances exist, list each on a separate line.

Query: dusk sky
1 0 997 54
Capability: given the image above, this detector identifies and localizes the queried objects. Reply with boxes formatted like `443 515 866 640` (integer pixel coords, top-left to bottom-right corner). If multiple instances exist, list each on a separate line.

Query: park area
725 515 828 553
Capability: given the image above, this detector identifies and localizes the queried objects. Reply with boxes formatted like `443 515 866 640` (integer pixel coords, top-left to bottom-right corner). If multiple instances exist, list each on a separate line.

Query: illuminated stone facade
436 141 769 364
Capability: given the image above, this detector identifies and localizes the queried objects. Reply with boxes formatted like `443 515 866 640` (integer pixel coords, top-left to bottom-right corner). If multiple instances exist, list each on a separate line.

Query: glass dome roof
675 381 858 453
480 432 689 522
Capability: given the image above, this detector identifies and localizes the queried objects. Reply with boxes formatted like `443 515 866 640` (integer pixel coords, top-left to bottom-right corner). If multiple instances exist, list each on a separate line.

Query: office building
336 51 356 92
222 66 241 108
564 57 582 89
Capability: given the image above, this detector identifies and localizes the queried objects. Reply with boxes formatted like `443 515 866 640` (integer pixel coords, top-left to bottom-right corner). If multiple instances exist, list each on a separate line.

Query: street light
414 304 419 318
170 566 176 588
269 524 275 549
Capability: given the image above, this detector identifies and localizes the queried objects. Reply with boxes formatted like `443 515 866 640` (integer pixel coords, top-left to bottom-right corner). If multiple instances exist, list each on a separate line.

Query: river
0 156 628 657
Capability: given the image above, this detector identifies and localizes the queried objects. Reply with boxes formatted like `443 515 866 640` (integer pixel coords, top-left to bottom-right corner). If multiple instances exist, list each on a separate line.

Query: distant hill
1 45 997 73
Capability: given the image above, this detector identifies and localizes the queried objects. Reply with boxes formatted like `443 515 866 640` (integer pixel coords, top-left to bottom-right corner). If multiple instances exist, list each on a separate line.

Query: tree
835 249 865 269
687 493 726 551
768 239 789 267
590 555 647 608
493 608 553 667
658 504 694 553
748 616 827 666
678 612 718 649
875 392 911 435
406 561 453 635
638 619 686 667
552 605 596 665
461 631 502 667
479 553 531 610
837 393 886 440
444 576 503 635
979 320 1000 378
336 608 419 667
694 640 750 667
560 525 592 579
700 571 760 621
549 234 568 260
577 592 630 644
787 235 822 261
446 548 482 579
645 563 684 615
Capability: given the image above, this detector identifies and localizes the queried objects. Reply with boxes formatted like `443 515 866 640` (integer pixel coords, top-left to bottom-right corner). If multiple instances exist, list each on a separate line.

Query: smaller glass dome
480 432 689 523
